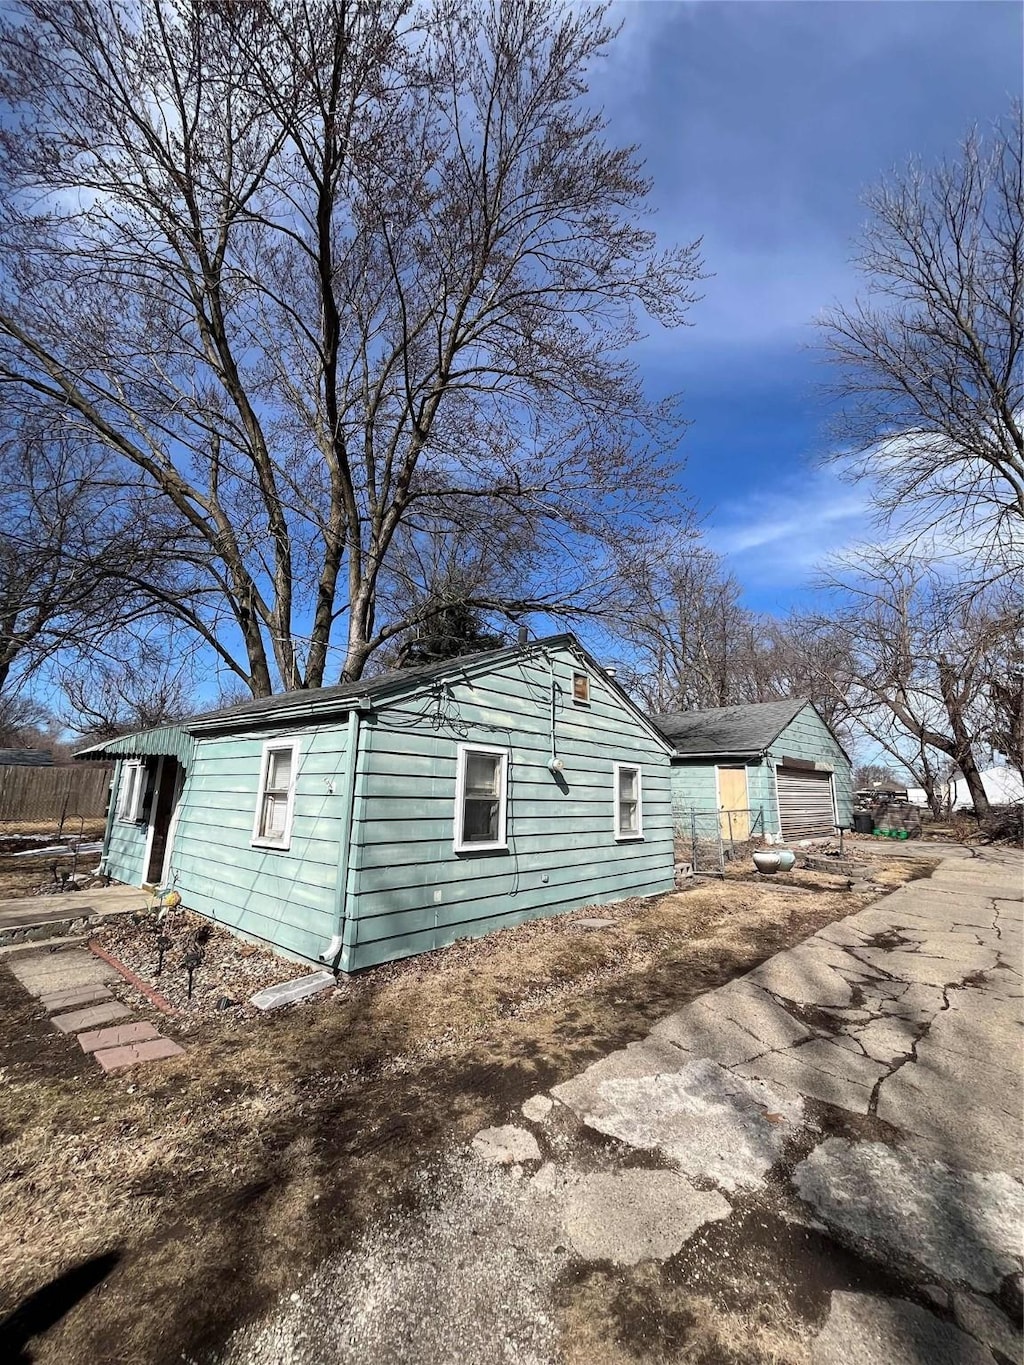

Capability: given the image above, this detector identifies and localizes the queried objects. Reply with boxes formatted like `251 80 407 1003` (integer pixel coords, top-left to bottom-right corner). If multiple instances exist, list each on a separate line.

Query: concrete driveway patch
550 1035 693 1111
222 845 1023 1365
471 1125 542 1166
850 946 1000 985
651 996 773 1066
878 1085 1023 1179
812 1292 996 1365
814 917 875 947
876 985 949 1022
713 979 814 1049
521 1095 553 1123
575 1056 805 1192
559 1169 730 1265
840 1017 921 1062
952 1290 1022 1361
734 1043 882 1114
794 1139 1023 1291
747 946 858 1006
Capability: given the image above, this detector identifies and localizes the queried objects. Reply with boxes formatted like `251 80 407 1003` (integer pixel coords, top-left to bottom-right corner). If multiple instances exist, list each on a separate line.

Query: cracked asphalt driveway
224 848 1023 1365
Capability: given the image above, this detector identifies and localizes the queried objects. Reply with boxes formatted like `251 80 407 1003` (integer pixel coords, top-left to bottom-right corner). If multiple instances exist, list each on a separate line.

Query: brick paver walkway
3 940 184 1072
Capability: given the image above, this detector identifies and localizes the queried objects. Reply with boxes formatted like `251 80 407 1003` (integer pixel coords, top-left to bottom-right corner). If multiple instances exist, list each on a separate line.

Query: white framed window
613 762 643 840
252 738 300 850
454 744 509 852
117 761 146 822
571 670 591 705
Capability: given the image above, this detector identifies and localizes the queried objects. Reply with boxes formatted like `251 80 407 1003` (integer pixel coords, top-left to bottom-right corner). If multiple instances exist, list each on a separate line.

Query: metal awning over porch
74 725 194 768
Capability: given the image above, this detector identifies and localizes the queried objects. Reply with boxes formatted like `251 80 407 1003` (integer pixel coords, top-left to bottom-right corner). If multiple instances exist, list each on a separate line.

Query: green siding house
80 636 676 971
654 699 853 844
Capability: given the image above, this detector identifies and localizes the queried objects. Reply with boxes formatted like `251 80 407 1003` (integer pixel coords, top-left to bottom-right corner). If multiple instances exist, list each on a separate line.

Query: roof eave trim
187 694 375 734
669 749 763 760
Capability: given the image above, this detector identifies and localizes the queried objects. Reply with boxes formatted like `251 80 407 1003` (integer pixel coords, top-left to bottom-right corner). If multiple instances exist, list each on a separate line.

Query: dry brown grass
870 858 936 888
0 861 929 1365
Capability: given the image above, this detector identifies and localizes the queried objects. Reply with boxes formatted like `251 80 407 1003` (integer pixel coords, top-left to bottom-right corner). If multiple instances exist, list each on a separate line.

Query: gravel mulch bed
93 907 310 1021
89 891 660 1032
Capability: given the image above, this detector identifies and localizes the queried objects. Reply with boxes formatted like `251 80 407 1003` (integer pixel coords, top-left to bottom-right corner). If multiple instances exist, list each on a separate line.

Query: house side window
252 739 300 850
572 671 590 704
613 763 643 840
117 761 145 822
454 744 509 852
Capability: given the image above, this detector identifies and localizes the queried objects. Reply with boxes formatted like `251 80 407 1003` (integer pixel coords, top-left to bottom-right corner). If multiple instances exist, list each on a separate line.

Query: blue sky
592 0 1023 614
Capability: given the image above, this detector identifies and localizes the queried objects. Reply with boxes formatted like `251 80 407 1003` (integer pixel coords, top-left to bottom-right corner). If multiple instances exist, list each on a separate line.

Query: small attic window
572 671 590 705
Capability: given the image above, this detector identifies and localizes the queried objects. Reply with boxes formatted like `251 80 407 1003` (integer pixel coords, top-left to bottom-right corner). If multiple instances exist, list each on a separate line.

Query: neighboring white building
908 765 1024 810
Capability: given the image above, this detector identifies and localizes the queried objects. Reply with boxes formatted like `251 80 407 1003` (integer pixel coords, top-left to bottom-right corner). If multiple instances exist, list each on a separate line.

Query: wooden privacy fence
0 763 113 825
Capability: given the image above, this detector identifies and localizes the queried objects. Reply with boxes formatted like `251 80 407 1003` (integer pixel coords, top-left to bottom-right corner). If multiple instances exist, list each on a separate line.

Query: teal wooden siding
343 647 674 970
166 724 350 963
669 760 772 836
744 761 778 834
768 707 853 829
104 759 151 885
668 760 718 829
668 703 852 838
101 642 675 970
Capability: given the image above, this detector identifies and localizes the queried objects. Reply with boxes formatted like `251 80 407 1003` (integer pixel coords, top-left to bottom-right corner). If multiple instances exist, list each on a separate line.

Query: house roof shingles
186 635 559 731
653 698 808 756
75 634 676 758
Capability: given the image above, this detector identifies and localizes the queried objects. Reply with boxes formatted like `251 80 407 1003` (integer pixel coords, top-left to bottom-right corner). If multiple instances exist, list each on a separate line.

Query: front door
146 758 182 884
717 766 750 841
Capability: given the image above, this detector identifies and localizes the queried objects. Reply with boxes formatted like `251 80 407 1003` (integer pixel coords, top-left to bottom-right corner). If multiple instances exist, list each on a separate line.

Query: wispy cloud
706 467 871 590
708 455 1021 607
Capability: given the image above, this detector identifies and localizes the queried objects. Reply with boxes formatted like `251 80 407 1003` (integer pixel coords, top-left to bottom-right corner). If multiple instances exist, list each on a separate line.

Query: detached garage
654 698 854 844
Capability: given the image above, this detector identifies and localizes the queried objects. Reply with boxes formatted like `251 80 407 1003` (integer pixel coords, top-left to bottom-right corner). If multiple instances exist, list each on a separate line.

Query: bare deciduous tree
0 693 55 750
0 421 164 702
607 532 752 711
608 533 855 741
822 106 1024 556
812 555 1024 818
0 0 702 695
61 645 196 742
986 644 1024 777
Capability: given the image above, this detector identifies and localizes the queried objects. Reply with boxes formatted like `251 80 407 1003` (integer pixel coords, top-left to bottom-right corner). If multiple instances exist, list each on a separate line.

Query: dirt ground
0 858 933 1365
0 823 108 901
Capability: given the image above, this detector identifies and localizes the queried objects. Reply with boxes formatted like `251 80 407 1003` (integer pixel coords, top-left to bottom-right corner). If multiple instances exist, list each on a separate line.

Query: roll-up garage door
776 767 835 841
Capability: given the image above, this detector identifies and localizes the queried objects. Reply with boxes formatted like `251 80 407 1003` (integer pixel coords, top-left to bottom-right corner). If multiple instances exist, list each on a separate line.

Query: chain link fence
675 807 766 876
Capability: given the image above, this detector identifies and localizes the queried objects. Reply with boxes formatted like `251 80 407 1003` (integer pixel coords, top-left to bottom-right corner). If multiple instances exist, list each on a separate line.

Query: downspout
320 707 362 970
546 655 564 774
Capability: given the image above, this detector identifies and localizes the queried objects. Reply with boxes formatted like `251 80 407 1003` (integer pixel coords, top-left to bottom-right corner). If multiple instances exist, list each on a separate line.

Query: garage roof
653 698 808 756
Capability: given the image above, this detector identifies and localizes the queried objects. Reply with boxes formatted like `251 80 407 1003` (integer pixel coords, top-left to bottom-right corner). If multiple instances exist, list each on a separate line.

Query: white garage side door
776 768 835 841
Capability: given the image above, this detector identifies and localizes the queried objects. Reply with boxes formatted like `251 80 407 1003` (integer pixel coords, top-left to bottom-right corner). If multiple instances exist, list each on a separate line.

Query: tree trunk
938 654 991 818
921 776 944 820
954 748 991 819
